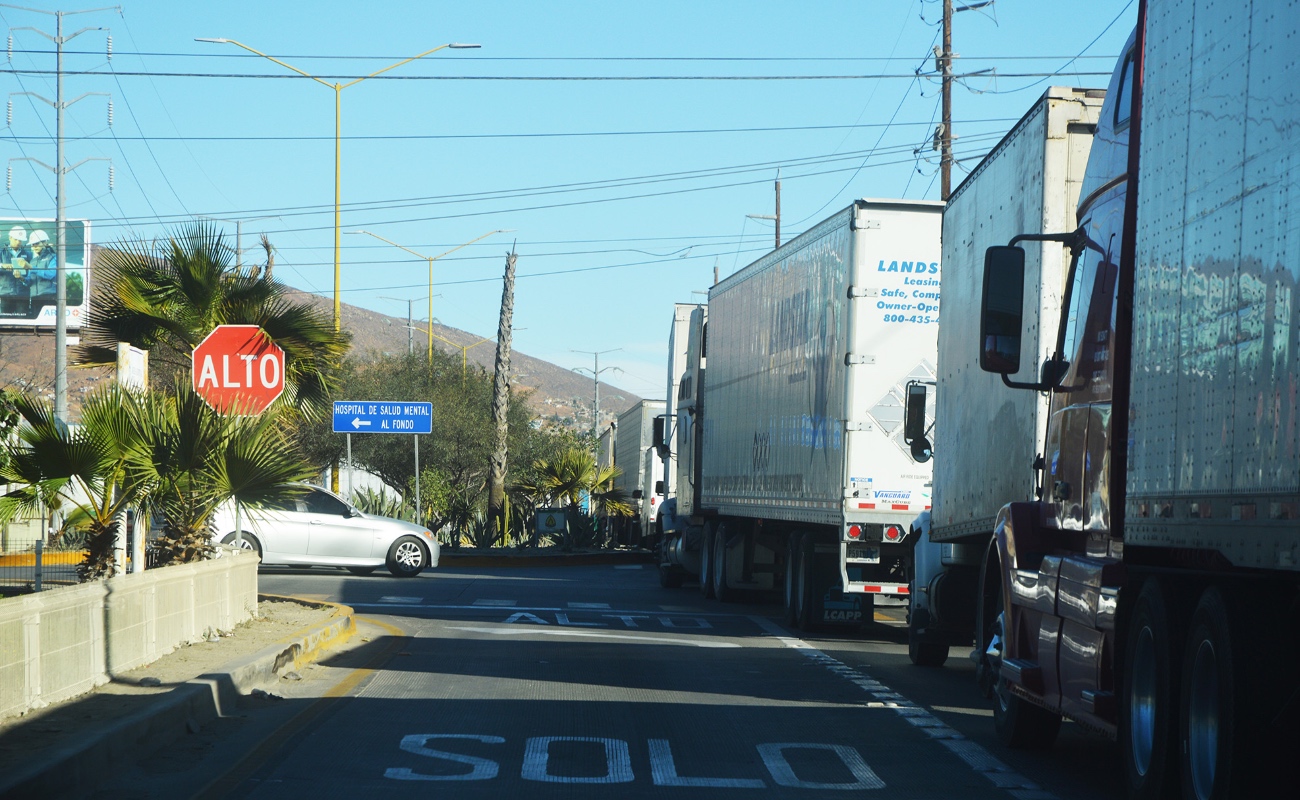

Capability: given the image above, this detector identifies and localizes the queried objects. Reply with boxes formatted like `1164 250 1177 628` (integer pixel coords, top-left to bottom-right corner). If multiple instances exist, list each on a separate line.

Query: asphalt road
201 563 1122 799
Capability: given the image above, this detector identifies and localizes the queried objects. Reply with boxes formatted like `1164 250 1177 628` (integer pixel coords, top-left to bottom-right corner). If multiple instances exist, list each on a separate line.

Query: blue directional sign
332 400 433 434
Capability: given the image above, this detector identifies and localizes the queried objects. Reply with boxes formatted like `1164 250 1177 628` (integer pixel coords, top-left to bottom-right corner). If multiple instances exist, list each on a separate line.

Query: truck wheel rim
1129 626 1157 777
1186 638 1219 800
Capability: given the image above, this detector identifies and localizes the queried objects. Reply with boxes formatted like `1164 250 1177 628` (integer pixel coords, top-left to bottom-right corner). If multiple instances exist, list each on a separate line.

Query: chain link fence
0 512 151 596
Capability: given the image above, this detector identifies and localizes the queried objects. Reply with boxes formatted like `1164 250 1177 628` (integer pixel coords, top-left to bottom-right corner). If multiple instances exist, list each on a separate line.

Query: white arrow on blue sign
332 400 433 434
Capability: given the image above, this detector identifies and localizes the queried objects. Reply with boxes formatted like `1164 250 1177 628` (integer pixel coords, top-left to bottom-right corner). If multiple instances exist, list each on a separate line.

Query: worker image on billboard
0 217 89 328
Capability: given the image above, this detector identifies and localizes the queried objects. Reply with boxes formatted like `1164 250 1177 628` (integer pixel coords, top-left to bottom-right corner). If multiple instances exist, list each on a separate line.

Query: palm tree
514 447 633 548
136 382 316 565
0 386 156 581
75 222 349 419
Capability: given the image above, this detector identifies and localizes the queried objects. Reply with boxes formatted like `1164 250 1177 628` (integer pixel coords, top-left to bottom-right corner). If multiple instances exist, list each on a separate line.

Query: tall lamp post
425 330 494 376
573 349 622 455
195 37 480 331
349 229 510 363
378 294 438 356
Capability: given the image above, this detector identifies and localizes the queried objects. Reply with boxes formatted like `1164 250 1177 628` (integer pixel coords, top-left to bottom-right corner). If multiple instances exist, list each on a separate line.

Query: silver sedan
212 485 439 577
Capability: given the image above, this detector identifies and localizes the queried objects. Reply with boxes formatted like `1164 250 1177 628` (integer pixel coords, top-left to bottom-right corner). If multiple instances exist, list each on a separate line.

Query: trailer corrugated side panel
929 89 1102 543
842 200 944 528
702 206 855 525
1126 0 1300 571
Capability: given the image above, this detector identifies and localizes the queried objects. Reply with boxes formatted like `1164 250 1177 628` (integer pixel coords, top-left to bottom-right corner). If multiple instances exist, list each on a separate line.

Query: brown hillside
0 285 636 428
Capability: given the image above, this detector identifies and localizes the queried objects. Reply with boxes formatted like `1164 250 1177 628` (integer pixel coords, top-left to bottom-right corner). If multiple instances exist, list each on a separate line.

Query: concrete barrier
0 548 258 721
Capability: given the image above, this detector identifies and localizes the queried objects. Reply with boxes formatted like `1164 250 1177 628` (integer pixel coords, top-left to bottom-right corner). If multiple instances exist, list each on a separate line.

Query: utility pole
572 348 621 456
487 246 517 546
939 0 954 201
7 5 115 423
746 170 782 251
936 1 992 201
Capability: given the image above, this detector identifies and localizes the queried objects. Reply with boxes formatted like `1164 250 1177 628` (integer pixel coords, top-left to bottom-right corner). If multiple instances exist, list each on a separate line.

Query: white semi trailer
905 86 1105 665
659 199 942 628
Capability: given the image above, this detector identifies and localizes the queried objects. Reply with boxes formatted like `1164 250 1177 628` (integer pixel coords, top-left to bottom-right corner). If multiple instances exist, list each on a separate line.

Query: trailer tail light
847 524 863 540
883 525 903 542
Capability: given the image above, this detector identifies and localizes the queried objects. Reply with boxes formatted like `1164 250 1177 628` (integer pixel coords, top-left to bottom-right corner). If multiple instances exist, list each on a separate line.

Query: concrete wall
0 549 258 721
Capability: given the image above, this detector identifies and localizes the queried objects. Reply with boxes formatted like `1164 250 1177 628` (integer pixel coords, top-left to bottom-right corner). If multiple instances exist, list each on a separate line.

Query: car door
302 489 375 559
242 497 309 559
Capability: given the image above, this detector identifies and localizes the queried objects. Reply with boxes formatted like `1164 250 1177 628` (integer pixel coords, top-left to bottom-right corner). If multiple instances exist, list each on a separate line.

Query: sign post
332 400 433 517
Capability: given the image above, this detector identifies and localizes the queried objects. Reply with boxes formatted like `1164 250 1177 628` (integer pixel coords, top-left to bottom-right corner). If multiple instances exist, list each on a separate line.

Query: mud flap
808 539 868 627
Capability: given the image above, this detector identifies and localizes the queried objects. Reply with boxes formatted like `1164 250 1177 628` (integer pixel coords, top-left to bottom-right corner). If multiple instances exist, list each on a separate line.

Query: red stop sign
191 324 286 415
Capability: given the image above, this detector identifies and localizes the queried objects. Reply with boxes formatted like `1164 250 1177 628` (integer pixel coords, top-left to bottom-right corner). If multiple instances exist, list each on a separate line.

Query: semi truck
946 3 1300 797
658 199 942 628
610 399 665 546
905 86 1105 667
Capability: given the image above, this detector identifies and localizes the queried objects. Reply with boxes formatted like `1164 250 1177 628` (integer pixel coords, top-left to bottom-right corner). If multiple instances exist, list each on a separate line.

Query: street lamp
349 229 510 364
379 294 439 356
573 349 622 454
195 37 481 331
424 330 494 376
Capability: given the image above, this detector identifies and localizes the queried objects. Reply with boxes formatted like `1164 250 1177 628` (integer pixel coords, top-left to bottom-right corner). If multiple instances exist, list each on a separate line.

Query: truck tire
907 606 949 667
1179 587 1247 800
1120 578 1180 800
658 565 683 589
783 536 800 626
794 534 816 630
699 523 715 599
990 607 1062 749
711 524 734 602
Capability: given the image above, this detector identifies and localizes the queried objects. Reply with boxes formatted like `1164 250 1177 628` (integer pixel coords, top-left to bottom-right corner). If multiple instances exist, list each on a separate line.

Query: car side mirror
979 245 1026 375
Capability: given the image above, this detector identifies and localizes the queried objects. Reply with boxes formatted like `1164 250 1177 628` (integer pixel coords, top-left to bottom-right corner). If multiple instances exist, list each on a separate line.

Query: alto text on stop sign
192 324 286 415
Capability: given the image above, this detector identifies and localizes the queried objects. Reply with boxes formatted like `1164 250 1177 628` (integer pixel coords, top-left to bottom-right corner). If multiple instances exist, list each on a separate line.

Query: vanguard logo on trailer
0 217 90 329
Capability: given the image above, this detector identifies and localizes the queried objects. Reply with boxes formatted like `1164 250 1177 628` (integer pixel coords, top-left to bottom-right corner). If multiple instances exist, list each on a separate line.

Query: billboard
0 217 89 329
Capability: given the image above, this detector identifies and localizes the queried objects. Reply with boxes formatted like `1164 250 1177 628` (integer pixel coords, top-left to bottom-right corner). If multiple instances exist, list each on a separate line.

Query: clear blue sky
0 0 1136 400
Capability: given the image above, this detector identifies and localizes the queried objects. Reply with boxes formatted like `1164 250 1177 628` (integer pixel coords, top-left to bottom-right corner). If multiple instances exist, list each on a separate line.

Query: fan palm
514 447 635 530
75 222 349 418
0 386 156 581
137 381 316 565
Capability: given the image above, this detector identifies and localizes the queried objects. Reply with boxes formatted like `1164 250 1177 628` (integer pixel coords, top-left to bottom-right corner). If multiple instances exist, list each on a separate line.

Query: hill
0 286 637 429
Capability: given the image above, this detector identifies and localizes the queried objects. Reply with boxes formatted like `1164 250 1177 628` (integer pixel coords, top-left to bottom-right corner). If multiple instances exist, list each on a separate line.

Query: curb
0 595 356 800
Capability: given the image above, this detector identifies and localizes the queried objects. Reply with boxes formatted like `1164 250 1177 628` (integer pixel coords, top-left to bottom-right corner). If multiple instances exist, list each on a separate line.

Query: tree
75 222 349 419
136 381 316 565
513 446 633 549
292 349 542 544
0 386 155 581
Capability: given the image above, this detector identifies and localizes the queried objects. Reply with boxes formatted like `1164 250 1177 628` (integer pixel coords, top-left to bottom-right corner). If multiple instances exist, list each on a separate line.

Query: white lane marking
449 625 740 648
648 739 765 788
379 596 422 604
522 737 634 784
747 615 1055 799
757 743 884 790
568 602 611 609
473 599 516 607
385 734 504 781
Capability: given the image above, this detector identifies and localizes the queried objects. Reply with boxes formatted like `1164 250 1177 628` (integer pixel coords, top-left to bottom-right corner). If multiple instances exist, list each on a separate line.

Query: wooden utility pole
940 0 954 200
487 247 517 546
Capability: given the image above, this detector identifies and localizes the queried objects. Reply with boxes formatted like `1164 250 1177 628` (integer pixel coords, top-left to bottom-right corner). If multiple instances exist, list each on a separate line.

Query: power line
6 47 1120 62
0 68 1114 81
5 116 1021 142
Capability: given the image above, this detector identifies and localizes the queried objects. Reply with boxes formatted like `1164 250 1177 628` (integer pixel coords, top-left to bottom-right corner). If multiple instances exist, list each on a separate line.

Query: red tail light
847 524 862 539
884 525 903 542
